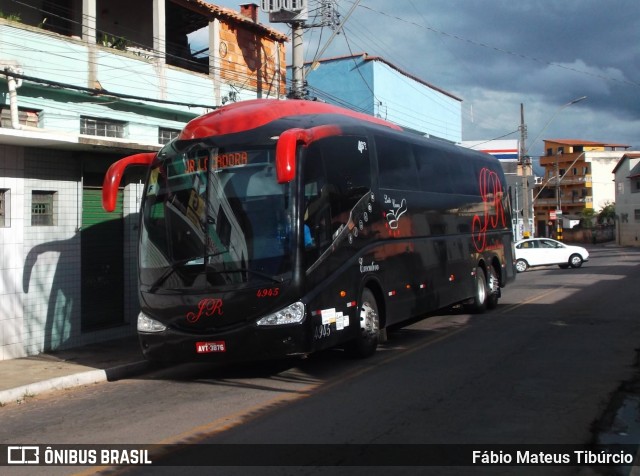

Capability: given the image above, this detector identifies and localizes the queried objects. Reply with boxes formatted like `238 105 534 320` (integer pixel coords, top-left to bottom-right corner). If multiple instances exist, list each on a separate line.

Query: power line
2 69 217 109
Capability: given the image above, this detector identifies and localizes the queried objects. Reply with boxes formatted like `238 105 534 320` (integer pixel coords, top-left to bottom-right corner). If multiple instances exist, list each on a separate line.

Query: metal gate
81 187 124 331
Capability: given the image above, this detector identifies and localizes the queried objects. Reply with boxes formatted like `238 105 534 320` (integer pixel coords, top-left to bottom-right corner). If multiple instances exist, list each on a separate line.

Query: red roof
612 153 640 175
545 139 630 149
172 0 289 42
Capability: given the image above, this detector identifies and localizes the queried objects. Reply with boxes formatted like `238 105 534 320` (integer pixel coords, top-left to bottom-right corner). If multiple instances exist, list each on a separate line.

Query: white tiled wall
124 182 144 324
1 146 139 360
0 145 25 360
22 148 82 355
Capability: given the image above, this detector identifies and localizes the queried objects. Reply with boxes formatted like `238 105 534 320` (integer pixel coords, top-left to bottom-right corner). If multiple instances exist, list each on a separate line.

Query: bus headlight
257 302 306 326
137 312 167 333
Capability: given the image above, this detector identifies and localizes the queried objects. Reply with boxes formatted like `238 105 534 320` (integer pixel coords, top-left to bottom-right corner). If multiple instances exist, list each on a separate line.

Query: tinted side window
445 151 482 196
414 145 453 194
303 136 371 256
322 136 371 201
375 135 420 190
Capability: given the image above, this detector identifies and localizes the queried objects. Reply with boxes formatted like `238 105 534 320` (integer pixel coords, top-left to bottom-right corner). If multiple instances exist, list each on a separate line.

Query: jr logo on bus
472 168 507 252
186 298 223 323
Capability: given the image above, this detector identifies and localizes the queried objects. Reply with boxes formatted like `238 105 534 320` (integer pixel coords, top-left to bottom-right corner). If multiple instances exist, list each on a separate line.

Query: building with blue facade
299 53 462 144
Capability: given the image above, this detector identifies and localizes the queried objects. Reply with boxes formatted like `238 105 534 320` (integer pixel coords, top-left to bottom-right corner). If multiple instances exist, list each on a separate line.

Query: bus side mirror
275 129 304 184
276 125 342 184
102 152 155 212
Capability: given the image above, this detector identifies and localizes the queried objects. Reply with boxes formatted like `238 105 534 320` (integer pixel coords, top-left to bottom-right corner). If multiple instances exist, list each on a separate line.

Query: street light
525 96 588 156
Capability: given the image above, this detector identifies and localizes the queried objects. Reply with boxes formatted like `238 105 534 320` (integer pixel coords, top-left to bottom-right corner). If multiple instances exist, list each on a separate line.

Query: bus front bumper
138 323 311 363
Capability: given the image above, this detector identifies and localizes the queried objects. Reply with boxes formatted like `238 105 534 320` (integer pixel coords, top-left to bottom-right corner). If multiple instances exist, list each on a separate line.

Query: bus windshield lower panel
139 143 293 291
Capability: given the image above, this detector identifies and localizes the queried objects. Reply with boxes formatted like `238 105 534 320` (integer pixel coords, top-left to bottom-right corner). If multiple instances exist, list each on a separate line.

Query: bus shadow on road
133 308 471 389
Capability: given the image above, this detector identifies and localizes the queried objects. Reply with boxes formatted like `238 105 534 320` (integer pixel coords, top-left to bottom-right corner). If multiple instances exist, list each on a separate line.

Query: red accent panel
472 167 507 252
102 152 155 212
180 99 401 140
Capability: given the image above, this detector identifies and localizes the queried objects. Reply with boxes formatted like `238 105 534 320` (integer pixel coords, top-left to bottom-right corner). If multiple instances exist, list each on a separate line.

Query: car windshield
139 141 294 290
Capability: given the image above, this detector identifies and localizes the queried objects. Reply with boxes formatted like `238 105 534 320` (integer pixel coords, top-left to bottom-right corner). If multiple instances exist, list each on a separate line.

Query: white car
514 238 589 272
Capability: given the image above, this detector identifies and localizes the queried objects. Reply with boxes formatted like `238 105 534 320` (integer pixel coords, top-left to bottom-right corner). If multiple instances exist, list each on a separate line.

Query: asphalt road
2 245 640 476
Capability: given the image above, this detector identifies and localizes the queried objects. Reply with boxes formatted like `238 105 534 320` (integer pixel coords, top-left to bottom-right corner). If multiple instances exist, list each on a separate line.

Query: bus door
301 134 373 297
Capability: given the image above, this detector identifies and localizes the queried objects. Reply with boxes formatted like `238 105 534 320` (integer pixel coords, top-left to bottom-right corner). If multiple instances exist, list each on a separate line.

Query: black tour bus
102 99 516 362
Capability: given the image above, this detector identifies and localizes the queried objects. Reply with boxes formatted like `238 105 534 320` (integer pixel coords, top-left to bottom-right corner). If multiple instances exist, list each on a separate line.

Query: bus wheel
346 288 380 358
486 266 499 310
467 268 488 314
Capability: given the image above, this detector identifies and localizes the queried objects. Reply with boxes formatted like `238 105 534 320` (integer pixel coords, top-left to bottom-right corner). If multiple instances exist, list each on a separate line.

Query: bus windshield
140 140 293 290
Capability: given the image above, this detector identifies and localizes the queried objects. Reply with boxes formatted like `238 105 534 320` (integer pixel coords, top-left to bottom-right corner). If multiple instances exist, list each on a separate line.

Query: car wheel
346 288 380 358
569 254 583 268
515 259 528 273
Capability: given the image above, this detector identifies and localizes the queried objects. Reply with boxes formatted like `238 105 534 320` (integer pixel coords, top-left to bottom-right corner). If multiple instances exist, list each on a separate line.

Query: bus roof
179 99 402 141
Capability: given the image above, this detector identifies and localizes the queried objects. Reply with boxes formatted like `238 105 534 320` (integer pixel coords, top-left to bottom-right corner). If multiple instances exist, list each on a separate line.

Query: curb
0 361 149 405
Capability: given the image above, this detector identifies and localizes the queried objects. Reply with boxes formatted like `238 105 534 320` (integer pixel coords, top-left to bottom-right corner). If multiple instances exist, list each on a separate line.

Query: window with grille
80 116 125 138
0 189 8 227
31 191 55 226
159 128 180 144
635 209 640 222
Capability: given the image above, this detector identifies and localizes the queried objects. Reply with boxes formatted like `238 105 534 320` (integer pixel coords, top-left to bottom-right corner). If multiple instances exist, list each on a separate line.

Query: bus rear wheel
346 288 380 358
466 268 488 314
486 266 499 310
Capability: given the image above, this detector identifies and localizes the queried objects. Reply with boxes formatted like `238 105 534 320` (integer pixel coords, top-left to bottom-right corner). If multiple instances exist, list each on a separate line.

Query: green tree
597 202 616 225
580 208 596 228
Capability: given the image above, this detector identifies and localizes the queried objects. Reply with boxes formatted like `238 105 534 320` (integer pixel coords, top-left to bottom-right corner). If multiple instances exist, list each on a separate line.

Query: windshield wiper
147 257 203 293
208 266 284 284
148 250 236 292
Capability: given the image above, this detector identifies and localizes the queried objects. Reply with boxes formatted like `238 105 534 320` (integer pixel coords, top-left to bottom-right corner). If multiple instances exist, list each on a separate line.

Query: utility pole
260 1 309 99
290 21 305 98
523 95 587 241
519 103 531 238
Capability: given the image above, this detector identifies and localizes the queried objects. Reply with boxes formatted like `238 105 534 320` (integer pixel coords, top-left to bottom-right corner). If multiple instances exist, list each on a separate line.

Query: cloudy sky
211 0 639 158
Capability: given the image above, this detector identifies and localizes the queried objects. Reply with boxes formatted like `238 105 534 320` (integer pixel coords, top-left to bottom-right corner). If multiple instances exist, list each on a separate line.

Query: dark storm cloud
352 0 640 152
212 0 639 152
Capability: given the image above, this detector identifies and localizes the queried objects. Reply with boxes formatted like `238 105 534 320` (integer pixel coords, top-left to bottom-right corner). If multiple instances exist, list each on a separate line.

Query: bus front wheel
346 288 380 358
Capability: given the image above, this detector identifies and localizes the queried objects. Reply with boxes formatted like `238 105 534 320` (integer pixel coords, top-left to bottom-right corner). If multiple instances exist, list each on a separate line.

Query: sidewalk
0 336 149 405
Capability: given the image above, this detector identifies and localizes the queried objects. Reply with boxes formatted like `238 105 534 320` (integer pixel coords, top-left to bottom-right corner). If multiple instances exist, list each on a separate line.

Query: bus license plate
196 341 226 353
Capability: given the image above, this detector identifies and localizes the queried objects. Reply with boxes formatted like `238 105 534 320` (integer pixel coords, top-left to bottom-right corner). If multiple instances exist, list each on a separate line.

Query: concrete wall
587 152 623 211
305 58 375 115
371 61 461 143
615 156 640 247
303 55 462 143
